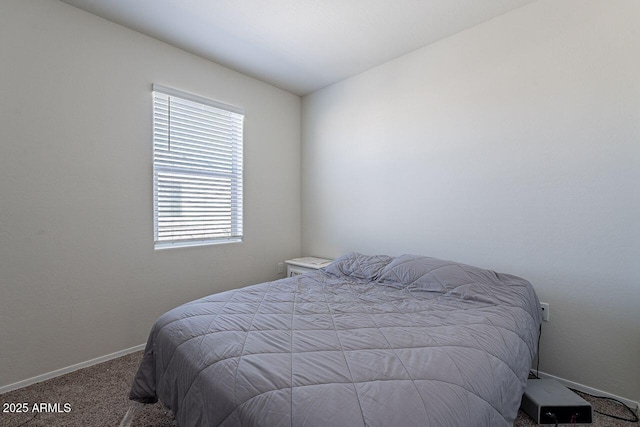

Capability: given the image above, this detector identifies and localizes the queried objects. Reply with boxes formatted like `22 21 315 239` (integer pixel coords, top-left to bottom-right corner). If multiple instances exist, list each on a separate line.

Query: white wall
302 0 639 403
0 0 300 389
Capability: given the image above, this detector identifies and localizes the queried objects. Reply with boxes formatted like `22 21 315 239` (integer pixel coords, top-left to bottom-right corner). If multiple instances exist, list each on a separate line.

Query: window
152 84 244 249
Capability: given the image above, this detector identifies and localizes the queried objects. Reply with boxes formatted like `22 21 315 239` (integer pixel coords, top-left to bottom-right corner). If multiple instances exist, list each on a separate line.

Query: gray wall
0 0 301 389
302 0 640 402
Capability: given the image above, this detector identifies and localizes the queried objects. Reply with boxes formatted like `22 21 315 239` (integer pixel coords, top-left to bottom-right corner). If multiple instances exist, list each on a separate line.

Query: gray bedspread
130 253 541 426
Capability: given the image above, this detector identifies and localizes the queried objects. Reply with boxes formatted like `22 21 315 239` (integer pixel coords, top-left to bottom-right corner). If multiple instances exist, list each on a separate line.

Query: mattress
130 252 541 426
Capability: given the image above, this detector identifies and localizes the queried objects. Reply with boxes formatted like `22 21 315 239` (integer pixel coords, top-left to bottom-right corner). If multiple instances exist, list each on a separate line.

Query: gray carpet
0 351 637 426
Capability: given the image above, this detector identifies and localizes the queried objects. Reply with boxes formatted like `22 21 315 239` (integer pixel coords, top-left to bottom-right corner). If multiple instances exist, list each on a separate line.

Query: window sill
154 238 242 250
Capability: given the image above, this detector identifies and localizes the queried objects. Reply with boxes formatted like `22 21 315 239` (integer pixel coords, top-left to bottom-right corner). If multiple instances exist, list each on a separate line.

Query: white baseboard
0 343 146 395
534 370 639 412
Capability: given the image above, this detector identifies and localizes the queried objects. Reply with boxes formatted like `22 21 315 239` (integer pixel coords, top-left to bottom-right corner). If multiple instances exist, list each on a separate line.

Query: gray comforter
130 253 541 426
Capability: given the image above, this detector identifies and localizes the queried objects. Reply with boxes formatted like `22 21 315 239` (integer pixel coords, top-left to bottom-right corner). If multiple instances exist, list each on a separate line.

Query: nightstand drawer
285 257 332 277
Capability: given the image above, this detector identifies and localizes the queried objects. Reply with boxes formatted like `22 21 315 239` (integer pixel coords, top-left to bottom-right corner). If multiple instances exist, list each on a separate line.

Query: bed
130 252 541 426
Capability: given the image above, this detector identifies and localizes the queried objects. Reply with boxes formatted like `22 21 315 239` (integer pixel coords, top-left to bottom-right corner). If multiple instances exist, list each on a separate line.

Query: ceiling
60 0 536 95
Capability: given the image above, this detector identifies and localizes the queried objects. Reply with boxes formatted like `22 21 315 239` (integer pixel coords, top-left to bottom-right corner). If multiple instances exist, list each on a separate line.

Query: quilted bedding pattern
130 253 541 427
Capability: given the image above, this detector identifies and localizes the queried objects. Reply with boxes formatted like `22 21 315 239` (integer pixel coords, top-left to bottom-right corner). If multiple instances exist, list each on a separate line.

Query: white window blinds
152 84 244 249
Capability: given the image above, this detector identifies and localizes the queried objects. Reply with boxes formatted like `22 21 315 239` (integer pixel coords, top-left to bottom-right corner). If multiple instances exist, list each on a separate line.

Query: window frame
152 84 244 250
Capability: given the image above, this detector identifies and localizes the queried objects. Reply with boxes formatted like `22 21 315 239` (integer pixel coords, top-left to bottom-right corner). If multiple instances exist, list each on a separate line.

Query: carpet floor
0 351 637 426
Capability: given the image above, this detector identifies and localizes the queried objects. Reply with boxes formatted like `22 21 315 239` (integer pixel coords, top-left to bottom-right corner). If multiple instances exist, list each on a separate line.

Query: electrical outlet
540 302 550 321
277 262 284 274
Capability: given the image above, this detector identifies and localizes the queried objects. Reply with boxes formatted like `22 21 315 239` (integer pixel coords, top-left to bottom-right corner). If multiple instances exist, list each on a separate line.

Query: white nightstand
285 257 332 277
